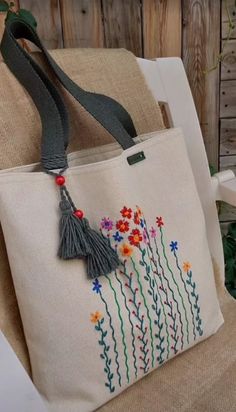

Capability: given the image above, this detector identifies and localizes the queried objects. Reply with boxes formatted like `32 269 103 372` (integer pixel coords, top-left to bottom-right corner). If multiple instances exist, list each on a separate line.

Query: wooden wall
0 1 222 171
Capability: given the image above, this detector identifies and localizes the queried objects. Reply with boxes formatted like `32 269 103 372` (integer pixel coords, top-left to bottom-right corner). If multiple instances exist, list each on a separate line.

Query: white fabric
0 128 223 412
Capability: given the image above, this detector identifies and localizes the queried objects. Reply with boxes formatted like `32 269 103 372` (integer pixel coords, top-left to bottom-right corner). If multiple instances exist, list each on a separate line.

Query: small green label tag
127 151 146 165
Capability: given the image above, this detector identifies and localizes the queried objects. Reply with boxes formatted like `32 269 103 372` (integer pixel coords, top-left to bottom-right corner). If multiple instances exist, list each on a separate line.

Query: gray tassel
82 218 120 278
58 199 91 259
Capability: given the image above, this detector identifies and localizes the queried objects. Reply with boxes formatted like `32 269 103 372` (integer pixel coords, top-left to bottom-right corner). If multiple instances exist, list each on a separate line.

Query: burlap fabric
0 47 164 375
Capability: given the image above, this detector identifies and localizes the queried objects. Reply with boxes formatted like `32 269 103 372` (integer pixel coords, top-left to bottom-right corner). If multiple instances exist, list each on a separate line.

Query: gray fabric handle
0 19 136 171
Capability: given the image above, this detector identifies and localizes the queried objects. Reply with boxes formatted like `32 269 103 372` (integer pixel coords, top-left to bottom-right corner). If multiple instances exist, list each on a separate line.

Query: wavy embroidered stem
186 270 203 337
139 245 164 365
120 261 149 374
159 227 185 350
131 256 155 369
114 270 138 378
173 251 195 342
95 318 115 393
160 286 179 354
98 290 122 386
105 274 130 383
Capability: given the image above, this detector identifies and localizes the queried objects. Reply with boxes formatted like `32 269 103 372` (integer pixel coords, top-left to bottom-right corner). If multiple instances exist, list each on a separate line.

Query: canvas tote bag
0 19 223 412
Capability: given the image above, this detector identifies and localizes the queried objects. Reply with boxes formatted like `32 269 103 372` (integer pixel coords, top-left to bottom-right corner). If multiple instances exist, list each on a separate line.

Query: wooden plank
221 39 236 80
60 0 104 48
102 0 142 56
142 0 182 58
220 80 236 117
222 0 236 39
219 155 236 221
182 0 221 168
19 0 63 49
220 118 236 155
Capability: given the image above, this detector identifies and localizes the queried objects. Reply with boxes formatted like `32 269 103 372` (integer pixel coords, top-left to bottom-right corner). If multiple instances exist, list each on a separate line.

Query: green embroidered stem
95 318 115 393
114 270 138 378
153 237 177 355
159 227 185 350
131 257 155 369
99 290 122 386
105 274 130 384
186 270 203 337
120 261 149 374
139 245 164 365
173 251 194 342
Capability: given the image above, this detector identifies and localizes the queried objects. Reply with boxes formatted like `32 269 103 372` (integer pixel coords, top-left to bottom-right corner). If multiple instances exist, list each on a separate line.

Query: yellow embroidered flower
120 242 133 257
183 261 191 272
90 311 102 324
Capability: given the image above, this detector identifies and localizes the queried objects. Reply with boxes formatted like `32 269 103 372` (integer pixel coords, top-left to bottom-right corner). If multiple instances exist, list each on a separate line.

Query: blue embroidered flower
92 279 102 293
140 219 145 228
113 231 123 242
170 241 178 252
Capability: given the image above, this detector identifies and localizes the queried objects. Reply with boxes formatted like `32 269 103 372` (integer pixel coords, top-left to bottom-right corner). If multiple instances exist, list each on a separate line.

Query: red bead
74 209 84 219
55 175 65 186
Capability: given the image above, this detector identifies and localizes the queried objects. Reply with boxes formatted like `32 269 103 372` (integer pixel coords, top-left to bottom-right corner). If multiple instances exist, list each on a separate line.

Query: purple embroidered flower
101 217 113 231
113 231 123 242
143 229 149 244
92 279 102 293
170 241 178 252
150 226 157 238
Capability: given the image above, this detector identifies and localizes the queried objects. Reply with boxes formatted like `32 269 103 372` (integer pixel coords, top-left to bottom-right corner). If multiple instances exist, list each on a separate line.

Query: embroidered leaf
100 318 104 324
95 325 100 331
104 368 108 373
100 354 105 359
111 386 115 393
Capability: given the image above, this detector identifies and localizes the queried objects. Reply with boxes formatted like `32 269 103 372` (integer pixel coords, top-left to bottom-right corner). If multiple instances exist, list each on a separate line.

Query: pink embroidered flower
128 229 142 246
120 206 132 219
150 226 157 238
156 217 164 227
116 219 130 233
101 217 113 231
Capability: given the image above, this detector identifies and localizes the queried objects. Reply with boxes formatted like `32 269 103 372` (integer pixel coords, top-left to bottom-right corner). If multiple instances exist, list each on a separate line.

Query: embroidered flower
101 217 113 231
113 231 123 242
120 206 132 219
143 229 149 244
170 241 178 252
90 311 102 324
156 217 164 227
150 226 157 238
128 229 143 246
183 261 191 272
120 243 133 257
92 278 102 293
136 206 142 216
116 219 130 233
134 212 140 225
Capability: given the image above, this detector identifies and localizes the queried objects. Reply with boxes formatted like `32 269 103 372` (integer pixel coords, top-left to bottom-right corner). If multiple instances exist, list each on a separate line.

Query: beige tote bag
0 19 223 412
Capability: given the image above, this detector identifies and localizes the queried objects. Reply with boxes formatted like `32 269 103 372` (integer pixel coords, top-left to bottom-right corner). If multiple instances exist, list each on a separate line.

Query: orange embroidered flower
120 206 132 219
116 219 130 233
134 212 140 225
183 262 191 272
120 243 133 257
128 229 142 246
136 206 143 216
156 217 164 227
90 311 102 324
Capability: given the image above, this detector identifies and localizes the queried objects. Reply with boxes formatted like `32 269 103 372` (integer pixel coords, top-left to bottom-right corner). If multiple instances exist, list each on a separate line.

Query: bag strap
0 19 136 171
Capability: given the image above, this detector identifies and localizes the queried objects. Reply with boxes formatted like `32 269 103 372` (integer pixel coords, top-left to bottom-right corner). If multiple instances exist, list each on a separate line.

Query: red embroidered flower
116 219 130 233
134 212 140 225
128 229 142 246
120 206 132 219
156 217 164 227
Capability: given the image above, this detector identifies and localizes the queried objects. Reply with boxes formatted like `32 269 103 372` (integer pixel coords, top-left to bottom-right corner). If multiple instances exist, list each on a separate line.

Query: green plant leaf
0 1 9 12
228 222 236 239
222 235 236 260
225 257 236 285
18 8 37 28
